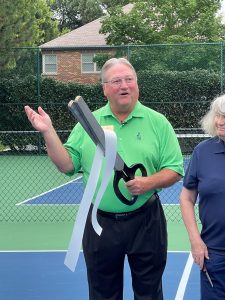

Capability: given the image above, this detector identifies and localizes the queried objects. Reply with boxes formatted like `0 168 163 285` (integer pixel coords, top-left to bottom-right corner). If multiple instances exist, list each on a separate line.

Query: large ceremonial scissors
68 96 147 206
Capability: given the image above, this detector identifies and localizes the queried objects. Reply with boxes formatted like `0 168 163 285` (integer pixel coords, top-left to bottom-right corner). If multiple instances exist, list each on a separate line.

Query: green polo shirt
64 101 184 212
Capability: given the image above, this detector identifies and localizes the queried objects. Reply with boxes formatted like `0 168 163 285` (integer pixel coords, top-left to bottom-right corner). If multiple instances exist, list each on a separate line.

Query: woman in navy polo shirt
180 94 225 299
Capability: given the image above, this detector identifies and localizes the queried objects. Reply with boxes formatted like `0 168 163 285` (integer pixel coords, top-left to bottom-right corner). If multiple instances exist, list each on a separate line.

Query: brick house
39 4 133 84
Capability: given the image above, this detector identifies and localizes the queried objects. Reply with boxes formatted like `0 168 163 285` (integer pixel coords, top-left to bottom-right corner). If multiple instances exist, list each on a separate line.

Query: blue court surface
0 251 199 300
17 176 183 206
8 159 202 299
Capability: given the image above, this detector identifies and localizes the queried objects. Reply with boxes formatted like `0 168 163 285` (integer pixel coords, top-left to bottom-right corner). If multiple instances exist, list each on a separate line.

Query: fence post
127 44 131 61
36 48 42 154
220 42 224 94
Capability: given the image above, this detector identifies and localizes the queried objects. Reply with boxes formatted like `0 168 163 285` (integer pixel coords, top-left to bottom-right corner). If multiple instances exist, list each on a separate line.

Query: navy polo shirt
183 137 225 253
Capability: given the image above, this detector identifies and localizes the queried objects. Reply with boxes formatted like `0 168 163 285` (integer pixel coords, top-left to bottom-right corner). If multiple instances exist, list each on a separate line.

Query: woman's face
215 113 225 140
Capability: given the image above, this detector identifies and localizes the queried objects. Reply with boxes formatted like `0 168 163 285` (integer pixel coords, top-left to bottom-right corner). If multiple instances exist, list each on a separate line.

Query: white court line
0 250 187 253
175 252 194 300
162 204 179 206
0 250 68 253
16 176 82 206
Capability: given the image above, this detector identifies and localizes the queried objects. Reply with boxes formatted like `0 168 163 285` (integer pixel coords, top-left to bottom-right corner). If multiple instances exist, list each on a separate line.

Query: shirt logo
136 132 141 140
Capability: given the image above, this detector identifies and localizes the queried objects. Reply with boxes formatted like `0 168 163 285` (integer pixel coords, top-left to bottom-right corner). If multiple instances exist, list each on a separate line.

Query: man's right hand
24 106 52 133
24 105 74 174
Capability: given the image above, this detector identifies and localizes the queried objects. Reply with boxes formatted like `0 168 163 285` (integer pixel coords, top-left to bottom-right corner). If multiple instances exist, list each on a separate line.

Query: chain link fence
1 42 225 223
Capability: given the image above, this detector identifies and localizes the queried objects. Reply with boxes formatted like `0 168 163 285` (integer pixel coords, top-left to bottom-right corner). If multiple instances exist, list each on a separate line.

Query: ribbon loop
64 129 117 272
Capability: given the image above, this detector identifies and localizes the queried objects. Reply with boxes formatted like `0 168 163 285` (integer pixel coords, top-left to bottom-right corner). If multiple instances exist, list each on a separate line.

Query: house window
81 53 100 73
42 54 57 74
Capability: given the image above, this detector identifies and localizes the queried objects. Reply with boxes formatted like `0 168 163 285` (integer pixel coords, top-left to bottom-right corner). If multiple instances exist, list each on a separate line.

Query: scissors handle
113 163 147 206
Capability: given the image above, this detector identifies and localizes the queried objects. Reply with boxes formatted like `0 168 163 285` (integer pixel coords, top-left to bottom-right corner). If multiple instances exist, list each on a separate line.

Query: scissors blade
203 264 213 288
68 96 124 171
205 269 213 288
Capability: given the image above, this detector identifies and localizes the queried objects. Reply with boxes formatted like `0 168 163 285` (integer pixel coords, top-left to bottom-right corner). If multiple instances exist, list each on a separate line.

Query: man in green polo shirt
25 57 184 300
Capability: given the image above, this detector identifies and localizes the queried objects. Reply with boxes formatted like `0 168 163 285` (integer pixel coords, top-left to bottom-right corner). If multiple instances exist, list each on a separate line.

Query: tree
101 0 130 10
0 0 59 69
100 0 225 45
50 0 130 32
50 0 103 32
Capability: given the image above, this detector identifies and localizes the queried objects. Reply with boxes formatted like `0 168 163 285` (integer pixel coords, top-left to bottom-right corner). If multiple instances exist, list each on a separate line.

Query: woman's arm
180 187 209 269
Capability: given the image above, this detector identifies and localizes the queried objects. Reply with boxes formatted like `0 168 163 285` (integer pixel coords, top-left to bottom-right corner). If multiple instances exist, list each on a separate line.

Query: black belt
97 193 158 221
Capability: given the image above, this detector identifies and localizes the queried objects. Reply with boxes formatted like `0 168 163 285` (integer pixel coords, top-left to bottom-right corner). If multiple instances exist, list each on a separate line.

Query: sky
219 0 225 22
221 0 225 12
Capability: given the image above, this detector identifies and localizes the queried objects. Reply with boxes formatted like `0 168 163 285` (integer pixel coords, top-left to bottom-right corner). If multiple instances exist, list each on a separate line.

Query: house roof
39 4 133 49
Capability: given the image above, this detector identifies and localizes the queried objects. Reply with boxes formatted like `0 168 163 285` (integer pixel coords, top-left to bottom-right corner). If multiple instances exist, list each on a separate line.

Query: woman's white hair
101 57 137 83
200 94 225 136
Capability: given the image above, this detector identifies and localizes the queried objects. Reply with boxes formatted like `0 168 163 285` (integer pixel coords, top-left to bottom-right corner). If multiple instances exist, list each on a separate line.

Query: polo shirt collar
212 137 225 154
101 101 143 120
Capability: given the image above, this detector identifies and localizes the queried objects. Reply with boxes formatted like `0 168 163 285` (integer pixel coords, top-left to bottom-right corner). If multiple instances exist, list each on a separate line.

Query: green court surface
0 221 192 251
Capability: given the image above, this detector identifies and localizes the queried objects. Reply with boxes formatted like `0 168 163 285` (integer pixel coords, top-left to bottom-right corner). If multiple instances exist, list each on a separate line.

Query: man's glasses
103 76 136 87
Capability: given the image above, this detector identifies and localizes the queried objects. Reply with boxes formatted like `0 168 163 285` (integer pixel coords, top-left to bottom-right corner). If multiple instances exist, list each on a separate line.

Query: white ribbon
91 130 117 235
64 129 117 272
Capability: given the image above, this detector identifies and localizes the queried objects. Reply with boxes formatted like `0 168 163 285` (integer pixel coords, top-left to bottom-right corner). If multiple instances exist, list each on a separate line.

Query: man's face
102 63 139 114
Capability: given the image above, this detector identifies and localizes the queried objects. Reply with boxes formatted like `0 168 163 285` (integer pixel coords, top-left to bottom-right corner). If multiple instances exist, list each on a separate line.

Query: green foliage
101 0 130 9
0 73 105 151
129 43 224 72
0 74 105 131
93 43 225 75
93 53 112 69
100 0 225 45
50 0 104 32
0 48 41 78
0 67 222 152
93 49 128 69
137 69 220 128
0 0 59 69
50 0 130 32
0 74 38 130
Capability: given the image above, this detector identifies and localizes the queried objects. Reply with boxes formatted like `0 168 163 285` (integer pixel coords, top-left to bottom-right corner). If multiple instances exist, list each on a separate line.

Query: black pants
82 195 167 300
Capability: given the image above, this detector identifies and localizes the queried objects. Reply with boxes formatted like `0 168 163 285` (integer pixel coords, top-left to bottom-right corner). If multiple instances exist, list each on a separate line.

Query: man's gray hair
101 57 137 83
200 94 225 136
